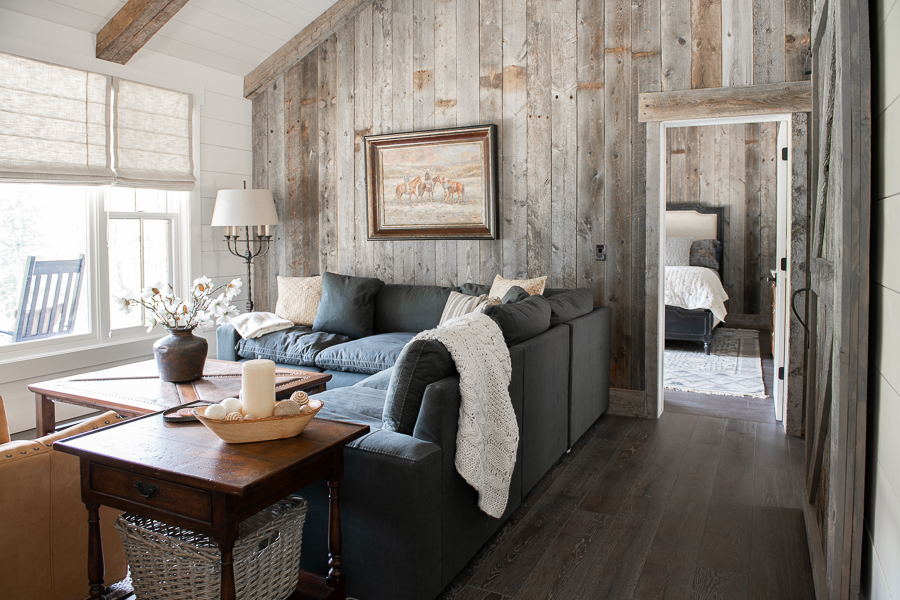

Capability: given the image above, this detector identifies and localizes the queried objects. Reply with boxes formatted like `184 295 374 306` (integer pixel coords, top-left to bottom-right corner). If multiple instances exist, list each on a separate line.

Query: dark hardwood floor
437 333 813 600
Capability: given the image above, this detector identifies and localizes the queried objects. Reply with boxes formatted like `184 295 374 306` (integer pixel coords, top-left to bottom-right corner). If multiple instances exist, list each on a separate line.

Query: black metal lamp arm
223 226 273 312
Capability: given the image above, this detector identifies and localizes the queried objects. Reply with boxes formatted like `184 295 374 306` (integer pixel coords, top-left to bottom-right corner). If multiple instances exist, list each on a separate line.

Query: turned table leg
326 477 344 593
218 539 237 600
36 394 56 437
87 503 105 599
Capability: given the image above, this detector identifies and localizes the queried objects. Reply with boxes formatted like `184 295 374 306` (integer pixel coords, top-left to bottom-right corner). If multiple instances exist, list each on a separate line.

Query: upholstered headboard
665 204 725 276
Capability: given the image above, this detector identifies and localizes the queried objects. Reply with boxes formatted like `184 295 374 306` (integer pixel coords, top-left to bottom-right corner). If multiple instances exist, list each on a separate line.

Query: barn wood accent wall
249 0 811 403
665 123 778 318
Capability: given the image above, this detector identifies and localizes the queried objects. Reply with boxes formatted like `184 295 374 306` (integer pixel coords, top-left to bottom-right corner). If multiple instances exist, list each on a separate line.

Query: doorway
658 114 792 423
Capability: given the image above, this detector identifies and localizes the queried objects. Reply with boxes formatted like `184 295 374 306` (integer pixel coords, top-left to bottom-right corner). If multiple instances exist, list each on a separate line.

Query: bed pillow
488 274 547 298
312 272 384 338
274 275 322 326
382 339 457 434
689 239 723 271
665 237 693 266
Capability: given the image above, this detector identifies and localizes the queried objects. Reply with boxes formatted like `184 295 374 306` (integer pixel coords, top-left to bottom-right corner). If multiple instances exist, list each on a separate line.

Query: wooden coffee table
55 409 369 600
30 359 331 437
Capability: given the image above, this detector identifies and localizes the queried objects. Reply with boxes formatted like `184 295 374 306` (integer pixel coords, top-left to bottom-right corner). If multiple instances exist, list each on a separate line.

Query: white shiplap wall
0 7 252 434
867 0 900 598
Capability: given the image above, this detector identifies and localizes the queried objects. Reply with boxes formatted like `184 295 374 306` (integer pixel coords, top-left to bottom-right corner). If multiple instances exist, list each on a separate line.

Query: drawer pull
134 481 160 500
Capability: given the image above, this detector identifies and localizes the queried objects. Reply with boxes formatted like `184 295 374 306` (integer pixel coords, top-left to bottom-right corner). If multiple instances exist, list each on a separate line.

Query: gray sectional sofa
216 279 610 600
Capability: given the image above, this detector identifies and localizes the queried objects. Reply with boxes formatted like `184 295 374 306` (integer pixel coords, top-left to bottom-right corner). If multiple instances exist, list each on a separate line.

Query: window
0 183 188 351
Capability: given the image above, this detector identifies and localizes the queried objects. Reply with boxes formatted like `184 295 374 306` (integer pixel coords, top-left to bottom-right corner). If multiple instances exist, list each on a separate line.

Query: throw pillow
459 282 491 296
312 272 384 338
274 275 322 326
488 274 548 298
665 236 693 266
544 288 594 326
501 285 530 304
382 339 457 435
439 291 487 325
482 294 552 345
689 238 723 271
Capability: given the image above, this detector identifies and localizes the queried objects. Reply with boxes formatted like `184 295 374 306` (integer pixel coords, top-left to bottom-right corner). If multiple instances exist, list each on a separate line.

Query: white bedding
665 266 729 324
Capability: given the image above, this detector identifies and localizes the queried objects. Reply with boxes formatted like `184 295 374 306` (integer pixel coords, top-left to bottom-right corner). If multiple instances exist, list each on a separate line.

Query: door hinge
778 367 785 380
781 147 789 161
781 257 787 271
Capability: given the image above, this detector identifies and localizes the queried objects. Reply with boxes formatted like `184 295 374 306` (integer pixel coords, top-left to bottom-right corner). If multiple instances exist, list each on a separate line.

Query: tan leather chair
0 397 128 600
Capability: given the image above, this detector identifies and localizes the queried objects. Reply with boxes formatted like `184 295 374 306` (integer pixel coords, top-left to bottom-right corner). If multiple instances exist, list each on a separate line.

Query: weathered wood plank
266 76 287 296
354 7 375 278
526 0 552 280
691 0 722 88
638 81 813 122
336 21 357 276
479 0 503 283
251 92 271 310
744 123 761 315
456 0 481 285
502 0 528 280
604 0 632 390
726 123 746 314
244 0 375 99
721 0 752 86
661 0 692 91
299 51 320 277
685 126 700 203
669 129 687 204
434 0 459 285
698 125 716 206
752 0 785 84
96 0 189 64
319 36 338 275
412 0 436 285
784 0 811 82
371 0 393 282
392 0 416 285
575 0 604 296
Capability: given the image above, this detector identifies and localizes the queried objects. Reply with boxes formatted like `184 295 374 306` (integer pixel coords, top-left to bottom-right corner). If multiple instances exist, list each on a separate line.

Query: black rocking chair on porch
4 255 86 343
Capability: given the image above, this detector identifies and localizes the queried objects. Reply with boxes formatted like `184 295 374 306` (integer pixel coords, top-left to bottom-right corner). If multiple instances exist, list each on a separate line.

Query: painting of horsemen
365 125 498 240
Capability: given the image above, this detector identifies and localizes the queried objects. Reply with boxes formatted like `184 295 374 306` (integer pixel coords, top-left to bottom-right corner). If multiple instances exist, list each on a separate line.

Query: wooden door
803 0 871 598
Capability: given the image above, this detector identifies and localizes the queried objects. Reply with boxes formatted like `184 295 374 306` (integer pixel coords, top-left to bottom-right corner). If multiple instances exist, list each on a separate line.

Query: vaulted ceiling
0 0 336 76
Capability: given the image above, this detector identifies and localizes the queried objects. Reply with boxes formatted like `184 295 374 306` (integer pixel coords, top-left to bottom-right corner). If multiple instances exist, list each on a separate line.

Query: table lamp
211 185 279 312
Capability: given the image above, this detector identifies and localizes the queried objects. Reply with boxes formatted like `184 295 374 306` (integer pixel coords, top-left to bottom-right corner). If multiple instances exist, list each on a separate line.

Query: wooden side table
30 359 330 437
55 408 368 600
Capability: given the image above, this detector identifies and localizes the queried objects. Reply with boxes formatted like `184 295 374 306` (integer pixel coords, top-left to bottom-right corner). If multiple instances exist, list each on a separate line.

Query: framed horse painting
364 125 499 240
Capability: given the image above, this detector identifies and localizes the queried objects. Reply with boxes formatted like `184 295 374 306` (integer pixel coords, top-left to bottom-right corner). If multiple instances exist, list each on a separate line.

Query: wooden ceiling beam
96 0 190 64
243 0 374 99
638 82 813 122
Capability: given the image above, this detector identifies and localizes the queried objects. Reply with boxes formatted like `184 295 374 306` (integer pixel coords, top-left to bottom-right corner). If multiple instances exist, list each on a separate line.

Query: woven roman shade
0 52 113 185
112 79 195 191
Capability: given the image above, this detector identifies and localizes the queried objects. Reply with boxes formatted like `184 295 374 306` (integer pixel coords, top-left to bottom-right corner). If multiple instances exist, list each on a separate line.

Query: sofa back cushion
374 283 454 334
314 332 415 374
313 272 384 338
237 326 351 366
543 288 594 326
383 339 456 434
483 294 552 346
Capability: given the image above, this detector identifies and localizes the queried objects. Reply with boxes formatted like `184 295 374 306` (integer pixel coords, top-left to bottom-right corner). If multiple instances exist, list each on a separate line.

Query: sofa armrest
216 324 241 361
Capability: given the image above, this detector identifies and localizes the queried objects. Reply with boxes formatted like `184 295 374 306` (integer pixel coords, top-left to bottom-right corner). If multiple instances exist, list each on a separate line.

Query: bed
664 204 728 354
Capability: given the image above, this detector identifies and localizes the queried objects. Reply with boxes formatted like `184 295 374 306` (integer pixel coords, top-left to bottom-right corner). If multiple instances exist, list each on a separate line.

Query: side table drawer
90 463 212 523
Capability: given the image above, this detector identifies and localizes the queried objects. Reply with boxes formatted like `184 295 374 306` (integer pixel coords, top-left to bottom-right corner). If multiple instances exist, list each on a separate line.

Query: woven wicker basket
114 495 307 600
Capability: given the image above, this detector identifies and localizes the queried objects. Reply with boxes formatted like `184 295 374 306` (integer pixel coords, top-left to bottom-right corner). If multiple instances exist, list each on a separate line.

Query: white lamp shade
211 189 279 226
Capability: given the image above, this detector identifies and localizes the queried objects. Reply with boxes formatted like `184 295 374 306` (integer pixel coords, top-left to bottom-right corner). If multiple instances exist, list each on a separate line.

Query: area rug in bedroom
664 328 767 398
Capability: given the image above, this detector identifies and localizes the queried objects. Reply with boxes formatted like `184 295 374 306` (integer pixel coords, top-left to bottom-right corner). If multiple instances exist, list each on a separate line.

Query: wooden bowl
192 399 324 444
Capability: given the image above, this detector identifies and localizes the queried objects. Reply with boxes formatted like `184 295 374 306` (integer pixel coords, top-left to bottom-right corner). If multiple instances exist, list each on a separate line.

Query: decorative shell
289 391 310 406
224 411 244 421
220 397 242 414
274 399 302 416
242 414 257 420
204 403 227 420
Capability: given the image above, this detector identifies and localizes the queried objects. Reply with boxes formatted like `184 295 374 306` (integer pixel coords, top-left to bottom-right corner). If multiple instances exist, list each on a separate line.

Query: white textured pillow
439 291 488 325
665 237 693 267
274 275 322 326
488 274 547 298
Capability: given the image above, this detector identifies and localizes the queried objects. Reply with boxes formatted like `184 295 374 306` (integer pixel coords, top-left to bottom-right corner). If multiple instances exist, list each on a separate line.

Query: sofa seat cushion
313 272 384 338
353 367 395 391
544 288 594 326
313 386 388 431
483 295 552 346
236 326 351 366
375 284 455 333
324 370 371 389
314 332 415 374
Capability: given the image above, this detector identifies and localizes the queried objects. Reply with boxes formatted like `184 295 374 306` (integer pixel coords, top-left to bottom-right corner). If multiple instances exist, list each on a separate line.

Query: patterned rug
664 328 767 398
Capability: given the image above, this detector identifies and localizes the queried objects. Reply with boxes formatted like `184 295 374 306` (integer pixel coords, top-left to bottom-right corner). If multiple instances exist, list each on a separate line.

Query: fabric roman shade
0 52 113 185
113 79 195 191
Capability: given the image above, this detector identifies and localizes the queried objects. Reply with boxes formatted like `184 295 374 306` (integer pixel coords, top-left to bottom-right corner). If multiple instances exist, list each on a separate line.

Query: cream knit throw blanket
414 311 519 518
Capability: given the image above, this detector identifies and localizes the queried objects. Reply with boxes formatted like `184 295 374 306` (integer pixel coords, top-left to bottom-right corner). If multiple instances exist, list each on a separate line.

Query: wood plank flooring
437 377 814 600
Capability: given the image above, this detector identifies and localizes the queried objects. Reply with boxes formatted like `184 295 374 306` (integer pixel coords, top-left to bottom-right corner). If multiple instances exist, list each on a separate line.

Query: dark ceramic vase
153 327 208 382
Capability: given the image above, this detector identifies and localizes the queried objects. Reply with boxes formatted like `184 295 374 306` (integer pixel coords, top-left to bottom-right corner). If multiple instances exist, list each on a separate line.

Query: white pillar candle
241 358 276 418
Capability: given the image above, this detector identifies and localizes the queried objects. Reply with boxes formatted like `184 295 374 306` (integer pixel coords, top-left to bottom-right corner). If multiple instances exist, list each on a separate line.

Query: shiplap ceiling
0 0 337 76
